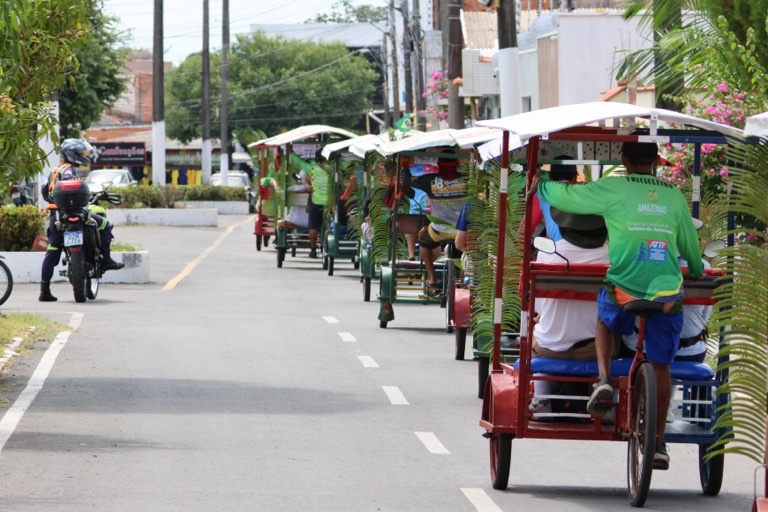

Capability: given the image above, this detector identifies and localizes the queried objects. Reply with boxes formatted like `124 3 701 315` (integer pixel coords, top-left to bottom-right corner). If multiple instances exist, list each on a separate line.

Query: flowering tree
419 70 450 128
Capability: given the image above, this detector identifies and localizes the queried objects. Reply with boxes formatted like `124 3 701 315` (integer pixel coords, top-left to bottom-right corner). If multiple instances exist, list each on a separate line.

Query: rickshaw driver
531 141 704 470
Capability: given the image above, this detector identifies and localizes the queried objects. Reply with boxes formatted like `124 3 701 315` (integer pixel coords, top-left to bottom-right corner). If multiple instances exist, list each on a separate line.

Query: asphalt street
0 215 757 511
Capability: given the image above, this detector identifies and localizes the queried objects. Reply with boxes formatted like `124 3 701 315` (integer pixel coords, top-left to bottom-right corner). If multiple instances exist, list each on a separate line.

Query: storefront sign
92 143 146 165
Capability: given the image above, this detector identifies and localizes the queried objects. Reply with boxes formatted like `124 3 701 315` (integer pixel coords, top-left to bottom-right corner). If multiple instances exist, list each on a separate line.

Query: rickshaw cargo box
53 180 91 209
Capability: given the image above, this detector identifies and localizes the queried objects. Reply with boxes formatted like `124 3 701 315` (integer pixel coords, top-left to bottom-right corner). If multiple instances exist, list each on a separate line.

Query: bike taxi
248 125 356 268
373 127 499 330
473 102 742 507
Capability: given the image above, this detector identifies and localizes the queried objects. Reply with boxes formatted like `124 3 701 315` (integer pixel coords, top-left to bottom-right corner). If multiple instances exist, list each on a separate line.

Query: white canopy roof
744 111 768 137
248 124 357 148
321 134 381 160
477 102 744 141
376 126 502 157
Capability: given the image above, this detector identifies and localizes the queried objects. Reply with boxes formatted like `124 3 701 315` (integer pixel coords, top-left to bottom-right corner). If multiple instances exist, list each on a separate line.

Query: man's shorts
417 223 456 250
597 288 683 365
308 202 324 230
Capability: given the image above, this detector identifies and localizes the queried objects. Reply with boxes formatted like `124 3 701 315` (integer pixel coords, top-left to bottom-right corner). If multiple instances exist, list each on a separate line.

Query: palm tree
619 0 768 463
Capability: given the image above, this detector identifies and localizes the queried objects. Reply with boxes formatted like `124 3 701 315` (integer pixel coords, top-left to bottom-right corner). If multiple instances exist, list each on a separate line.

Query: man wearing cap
531 140 703 471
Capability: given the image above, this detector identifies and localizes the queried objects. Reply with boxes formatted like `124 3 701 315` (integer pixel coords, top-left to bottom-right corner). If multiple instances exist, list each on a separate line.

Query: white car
211 172 255 212
85 169 138 193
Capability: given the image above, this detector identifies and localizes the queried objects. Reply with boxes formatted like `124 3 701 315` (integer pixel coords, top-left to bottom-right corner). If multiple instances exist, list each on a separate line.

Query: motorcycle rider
39 139 124 302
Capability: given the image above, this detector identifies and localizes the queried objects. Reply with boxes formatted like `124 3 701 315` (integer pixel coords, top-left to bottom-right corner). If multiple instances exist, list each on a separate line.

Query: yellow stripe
162 217 251 291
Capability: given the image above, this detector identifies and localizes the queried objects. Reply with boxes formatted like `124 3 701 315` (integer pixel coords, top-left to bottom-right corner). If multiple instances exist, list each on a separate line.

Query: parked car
211 172 255 212
85 169 138 193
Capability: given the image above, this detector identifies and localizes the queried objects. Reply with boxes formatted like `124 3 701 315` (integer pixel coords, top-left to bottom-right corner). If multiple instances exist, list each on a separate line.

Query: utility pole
220 0 229 182
201 0 212 184
400 1 413 125
412 0 426 130
497 0 522 116
152 0 166 186
446 0 463 129
388 1 401 121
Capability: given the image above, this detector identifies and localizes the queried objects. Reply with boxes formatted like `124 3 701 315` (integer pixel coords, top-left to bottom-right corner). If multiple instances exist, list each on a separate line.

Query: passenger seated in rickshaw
528 207 611 414
256 171 279 246
277 177 311 229
406 155 466 294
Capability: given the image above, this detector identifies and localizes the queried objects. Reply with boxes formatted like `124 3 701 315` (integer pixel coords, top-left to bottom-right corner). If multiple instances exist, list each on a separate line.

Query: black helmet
60 138 94 167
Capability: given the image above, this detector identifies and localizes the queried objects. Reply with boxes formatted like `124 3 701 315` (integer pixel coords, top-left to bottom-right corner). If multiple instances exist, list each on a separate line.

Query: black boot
102 248 125 271
39 281 57 302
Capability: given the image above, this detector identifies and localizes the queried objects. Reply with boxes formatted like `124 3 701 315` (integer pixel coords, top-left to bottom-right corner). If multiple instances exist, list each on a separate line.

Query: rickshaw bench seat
516 357 715 381
393 260 446 270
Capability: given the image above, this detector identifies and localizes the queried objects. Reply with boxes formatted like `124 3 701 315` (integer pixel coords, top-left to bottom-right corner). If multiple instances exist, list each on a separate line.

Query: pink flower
717 83 729 93
719 167 729 178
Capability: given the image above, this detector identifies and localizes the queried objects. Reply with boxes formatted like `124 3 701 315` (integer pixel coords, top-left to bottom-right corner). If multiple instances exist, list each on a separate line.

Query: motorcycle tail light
68 216 80 222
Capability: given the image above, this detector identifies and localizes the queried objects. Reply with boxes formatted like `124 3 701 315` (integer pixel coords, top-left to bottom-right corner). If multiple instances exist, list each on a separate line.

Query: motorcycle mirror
703 239 726 258
107 193 122 206
533 236 556 254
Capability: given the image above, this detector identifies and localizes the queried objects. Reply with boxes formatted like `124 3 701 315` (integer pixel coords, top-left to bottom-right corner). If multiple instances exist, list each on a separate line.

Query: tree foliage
307 0 387 23
59 0 128 139
0 0 91 179
166 32 378 143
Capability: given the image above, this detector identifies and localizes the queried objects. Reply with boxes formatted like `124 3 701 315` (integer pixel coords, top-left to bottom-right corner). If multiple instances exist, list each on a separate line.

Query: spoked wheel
256 235 262 251
86 276 99 300
455 328 467 360
491 433 512 489
699 444 724 496
627 361 657 508
363 277 371 302
0 258 13 306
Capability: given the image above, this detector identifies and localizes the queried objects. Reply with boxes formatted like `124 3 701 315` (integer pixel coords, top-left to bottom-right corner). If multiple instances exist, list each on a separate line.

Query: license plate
64 230 84 247
11 192 20 199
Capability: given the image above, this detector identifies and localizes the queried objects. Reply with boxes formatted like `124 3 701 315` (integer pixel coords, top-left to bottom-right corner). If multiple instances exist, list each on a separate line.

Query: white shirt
533 239 610 351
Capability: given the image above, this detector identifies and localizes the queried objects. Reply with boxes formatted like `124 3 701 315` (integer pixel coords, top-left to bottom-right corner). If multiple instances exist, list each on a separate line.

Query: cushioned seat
514 357 715 381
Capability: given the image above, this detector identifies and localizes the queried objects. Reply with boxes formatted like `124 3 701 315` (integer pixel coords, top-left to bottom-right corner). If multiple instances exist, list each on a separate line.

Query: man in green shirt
532 141 703 471
303 151 329 259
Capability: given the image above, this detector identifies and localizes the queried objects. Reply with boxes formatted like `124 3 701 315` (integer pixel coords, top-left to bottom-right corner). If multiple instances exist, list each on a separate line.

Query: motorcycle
10 180 35 206
51 180 121 303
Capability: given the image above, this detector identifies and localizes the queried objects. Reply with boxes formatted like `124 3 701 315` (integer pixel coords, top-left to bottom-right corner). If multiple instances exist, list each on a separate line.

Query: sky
103 0 384 65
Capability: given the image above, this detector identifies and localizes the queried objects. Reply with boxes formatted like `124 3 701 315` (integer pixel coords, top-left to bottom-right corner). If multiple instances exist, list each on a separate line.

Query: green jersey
537 174 703 301
309 164 329 206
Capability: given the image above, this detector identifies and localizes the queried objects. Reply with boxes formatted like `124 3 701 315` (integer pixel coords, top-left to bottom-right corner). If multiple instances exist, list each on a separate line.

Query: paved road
0 215 757 511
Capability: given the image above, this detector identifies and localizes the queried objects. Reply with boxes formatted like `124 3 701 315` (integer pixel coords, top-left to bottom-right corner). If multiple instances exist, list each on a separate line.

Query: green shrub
0 205 46 251
111 184 246 208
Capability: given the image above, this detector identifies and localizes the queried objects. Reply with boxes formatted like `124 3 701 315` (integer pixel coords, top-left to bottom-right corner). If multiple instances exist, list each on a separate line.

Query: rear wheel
69 251 87 303
277 248 286 268
363 277 371 302
699 444 724 496
327 256 334 275
379 320 387 328
256 235 262 251
0 258 13 306
627 362 657 507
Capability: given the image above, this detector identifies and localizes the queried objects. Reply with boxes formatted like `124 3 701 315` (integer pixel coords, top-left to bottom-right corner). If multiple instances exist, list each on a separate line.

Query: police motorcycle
51 179 121 303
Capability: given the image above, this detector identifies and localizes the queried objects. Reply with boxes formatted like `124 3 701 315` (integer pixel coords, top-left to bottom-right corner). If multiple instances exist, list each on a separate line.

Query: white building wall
557 12 652 105
519 49 538 111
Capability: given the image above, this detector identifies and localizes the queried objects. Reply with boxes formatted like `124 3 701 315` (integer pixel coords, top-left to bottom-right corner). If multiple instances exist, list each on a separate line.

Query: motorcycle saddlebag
53 180 91 209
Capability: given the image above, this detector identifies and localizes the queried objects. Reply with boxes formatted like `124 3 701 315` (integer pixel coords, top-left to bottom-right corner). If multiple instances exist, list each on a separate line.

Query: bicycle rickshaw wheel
363 277 371 302
256 235 262 251
699 444 724 495
490 423 512 489
277 248 286 268
627 361 657 508
0 259 12 306
477 356 489 399
455 327 467 360
327 256 334 276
